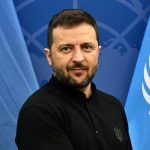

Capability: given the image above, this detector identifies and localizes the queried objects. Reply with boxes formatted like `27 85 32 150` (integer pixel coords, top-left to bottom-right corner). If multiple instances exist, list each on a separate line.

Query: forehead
52 23 97 44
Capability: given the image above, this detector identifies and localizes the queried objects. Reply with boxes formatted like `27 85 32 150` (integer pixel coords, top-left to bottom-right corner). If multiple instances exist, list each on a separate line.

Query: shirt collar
48 75 96 100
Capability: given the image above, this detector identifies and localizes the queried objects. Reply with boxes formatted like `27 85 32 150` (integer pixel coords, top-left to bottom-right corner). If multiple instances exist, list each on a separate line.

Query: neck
79 83 92 98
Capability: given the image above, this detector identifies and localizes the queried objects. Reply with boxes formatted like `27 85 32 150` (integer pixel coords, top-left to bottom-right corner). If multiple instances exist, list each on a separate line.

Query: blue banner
125 16 150 150
13 0 150 104
0 0 39 150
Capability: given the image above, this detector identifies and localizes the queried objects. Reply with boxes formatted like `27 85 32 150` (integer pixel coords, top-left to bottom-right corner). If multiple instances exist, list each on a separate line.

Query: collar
48 75 96 101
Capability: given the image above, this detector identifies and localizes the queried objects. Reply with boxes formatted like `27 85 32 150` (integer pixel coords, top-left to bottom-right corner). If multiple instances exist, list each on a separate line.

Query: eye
82 44 94 52
60 47 72 54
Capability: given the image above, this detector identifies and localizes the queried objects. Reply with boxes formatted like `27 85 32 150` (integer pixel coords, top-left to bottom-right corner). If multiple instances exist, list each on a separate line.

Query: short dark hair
47 9 99 49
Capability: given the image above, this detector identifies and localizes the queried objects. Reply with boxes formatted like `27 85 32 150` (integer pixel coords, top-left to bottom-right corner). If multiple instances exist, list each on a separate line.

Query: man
15 9 132 150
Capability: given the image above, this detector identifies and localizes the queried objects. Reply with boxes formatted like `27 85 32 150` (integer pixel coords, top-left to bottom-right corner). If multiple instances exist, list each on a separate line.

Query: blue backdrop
0 0 150 149
13 0 150 104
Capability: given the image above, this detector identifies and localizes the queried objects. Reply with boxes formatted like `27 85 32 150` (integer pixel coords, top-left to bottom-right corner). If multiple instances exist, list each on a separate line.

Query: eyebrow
58 41 97 49
60 42 95 46
60 43 74 46
58 44 74 49
81 42 95 45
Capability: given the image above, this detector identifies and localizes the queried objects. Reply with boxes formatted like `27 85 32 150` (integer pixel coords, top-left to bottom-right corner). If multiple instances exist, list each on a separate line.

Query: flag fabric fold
125 16 150 150
0 0 39 150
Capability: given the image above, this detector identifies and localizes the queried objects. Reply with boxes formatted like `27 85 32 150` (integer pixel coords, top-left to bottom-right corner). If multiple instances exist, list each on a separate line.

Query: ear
44 48 52 65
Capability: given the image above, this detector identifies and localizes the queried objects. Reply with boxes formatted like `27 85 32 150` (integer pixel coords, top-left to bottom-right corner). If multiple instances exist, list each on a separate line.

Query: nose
72 49 84 63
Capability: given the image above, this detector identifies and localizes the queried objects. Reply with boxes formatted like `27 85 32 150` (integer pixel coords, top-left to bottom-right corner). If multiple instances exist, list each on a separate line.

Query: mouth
67 64 88 76
72 67 87 70
69 68 87 76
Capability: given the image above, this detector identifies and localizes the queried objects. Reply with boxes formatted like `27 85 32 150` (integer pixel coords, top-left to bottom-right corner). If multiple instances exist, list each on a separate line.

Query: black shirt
16 76 132 150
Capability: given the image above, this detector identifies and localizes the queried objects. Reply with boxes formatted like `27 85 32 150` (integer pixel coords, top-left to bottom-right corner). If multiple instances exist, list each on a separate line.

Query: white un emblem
142 54 150 115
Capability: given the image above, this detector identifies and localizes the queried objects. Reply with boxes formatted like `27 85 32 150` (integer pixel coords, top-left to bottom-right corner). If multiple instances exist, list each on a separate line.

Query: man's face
45 23 99 89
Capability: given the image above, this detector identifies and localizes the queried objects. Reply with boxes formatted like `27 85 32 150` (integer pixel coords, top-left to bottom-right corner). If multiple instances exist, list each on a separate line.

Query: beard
52 61 98 89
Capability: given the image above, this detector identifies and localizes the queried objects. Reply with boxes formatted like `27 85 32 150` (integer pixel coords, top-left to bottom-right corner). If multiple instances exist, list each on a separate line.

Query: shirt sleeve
15 106 74 150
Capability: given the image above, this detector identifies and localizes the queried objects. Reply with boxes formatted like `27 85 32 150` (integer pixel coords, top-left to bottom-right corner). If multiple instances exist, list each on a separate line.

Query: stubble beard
52 62 98 89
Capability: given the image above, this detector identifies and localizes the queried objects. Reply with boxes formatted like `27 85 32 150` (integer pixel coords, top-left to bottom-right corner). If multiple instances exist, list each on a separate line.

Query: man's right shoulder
20 83 60 113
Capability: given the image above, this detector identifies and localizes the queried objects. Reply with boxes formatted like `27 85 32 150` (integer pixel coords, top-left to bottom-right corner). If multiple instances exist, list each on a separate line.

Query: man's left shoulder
94 89 123 109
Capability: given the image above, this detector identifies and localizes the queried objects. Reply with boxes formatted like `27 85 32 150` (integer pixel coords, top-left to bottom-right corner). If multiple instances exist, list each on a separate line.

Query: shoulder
94 89 124 110
19 83 62 114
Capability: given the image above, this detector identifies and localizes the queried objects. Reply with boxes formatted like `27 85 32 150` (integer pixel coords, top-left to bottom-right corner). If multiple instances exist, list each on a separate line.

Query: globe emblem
14 0 150 91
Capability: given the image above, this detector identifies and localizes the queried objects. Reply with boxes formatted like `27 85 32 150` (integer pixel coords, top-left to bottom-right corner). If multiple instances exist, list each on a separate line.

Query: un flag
125 16 150 150
0 0 39 150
